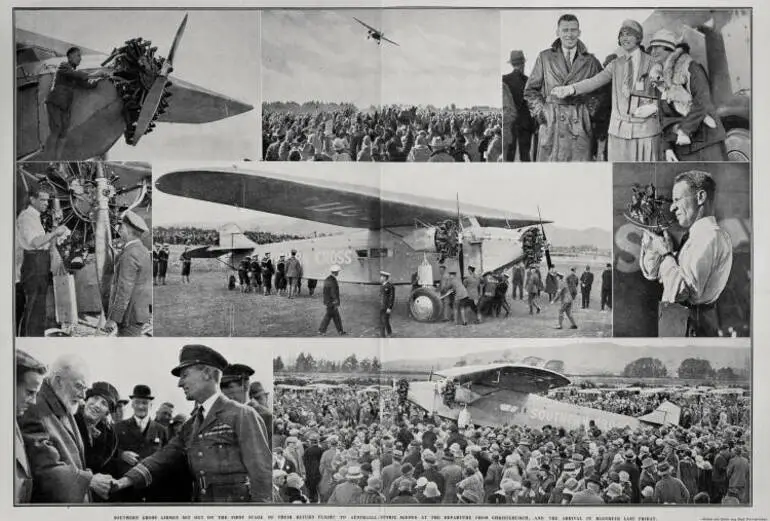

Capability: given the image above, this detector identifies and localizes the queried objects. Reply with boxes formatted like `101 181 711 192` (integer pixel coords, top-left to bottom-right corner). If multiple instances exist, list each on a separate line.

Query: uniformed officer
379 271 395 338
220 364 255 404
104 212 152 337
114 345 272 502
319 265 347 336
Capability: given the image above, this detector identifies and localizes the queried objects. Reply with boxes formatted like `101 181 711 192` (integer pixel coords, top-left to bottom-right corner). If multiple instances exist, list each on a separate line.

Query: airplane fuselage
227 224 528 285
408 380 641 431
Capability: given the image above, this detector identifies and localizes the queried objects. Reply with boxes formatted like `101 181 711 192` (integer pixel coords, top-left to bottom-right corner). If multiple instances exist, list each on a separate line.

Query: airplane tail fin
218 223 258 250
638 400 682 426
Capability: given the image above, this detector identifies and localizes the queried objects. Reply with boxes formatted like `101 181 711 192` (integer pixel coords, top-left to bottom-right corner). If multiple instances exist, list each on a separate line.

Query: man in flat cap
319 265 347 336
379 271 395 338
503 50 534 162
105 211 152 336
15 349 47 503
115 345 272 502
113 384 170 502
248 381 273 447
20 353 115 502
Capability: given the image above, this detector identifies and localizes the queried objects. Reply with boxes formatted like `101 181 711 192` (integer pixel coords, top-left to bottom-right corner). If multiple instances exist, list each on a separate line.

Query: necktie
623 57 634 97
191 404 204 436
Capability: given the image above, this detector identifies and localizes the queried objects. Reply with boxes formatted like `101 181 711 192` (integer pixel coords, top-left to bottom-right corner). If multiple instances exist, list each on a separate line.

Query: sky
380 337 751 363
16 10 261 161
262 9 500 108
17 338 273 416
152 161 613 233
501 9 654 77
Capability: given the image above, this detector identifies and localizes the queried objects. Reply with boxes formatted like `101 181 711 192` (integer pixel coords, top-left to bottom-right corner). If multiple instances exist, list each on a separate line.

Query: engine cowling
401 220 460 257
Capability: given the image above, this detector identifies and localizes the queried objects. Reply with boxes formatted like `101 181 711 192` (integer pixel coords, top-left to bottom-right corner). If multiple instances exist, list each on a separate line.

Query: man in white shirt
640 170 733 336
16 187 69 336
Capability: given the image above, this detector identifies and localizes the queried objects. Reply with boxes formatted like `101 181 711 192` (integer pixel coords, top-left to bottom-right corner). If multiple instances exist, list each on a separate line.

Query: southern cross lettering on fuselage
314 249 354 265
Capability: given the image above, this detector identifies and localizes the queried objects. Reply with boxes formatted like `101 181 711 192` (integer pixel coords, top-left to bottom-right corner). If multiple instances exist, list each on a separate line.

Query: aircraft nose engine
402 220 461 257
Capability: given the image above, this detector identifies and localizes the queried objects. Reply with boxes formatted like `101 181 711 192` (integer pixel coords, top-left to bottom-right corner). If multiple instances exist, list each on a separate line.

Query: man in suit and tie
579 265 594 309
20 354 114 503
15 349 47 504
105 211 152 337
113 384 170 502
44 47 106 160
319 265 347 336
524 14 604 162
114 344 272 502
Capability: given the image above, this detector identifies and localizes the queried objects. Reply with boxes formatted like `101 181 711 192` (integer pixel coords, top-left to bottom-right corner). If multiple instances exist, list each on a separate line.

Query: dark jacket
45 61 97 110
380 281 395 310
323 275 340 307
502 69 534 131
124 395 272 502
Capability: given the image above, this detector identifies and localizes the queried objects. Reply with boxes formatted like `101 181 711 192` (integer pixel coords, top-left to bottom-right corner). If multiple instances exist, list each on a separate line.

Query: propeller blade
166 13 189 69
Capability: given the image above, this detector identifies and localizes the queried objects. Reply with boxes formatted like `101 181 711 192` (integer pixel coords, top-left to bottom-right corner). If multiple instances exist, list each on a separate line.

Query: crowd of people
153 227 309 247
262 105 503 162
272 383 750 505
15 346 274 503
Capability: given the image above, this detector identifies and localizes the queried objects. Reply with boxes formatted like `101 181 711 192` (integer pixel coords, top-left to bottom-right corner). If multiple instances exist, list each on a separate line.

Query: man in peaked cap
319 264 347 336
220 364 255 404
379 270 395 338
115 344 272 502
104 211 152 337
112 384 171 502
15 349 47 503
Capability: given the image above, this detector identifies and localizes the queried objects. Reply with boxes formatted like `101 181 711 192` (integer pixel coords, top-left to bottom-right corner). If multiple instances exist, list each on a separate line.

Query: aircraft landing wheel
408 287 442 323
725 128 750 162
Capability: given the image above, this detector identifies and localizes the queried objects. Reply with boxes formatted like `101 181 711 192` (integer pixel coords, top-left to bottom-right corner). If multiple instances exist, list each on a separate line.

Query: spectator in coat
653 462 690 504
15 350 47 504
503 50 535 161
726 446 750 503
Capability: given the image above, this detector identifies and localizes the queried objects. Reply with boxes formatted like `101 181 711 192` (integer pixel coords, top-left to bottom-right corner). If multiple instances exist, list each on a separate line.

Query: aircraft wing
381 36 400 46
157 76 253 124
16 28 101 65
435 363 570 394
155 167 548 230
353 17 380 34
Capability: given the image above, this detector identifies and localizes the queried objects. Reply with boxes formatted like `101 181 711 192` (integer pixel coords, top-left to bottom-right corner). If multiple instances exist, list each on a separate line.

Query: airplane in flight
353 17 400 46
407 363 681 430
16 161 152 335
16 13 253 161
155 166 548 323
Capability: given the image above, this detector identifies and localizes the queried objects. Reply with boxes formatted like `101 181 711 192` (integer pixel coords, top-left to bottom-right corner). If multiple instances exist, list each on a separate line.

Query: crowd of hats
272 384 750 504
263 105 502 162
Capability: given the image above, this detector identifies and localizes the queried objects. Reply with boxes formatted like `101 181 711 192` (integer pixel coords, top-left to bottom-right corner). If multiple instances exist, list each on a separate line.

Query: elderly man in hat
503 50 535 162
113 384 172 502
524 13 605 162
104 211 152 336
379 270 395 337
15 349 47 503
319 264 347 336
20 353 115 502
552 19 660 162
114 344 272 502
74 381 121 481
653 461 690 504
640 170 732 337
328 465 363 504
247 381 273 447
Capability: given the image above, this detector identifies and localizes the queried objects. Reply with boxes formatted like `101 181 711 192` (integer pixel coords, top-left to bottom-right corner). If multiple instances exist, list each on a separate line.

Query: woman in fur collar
647 29 727 161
